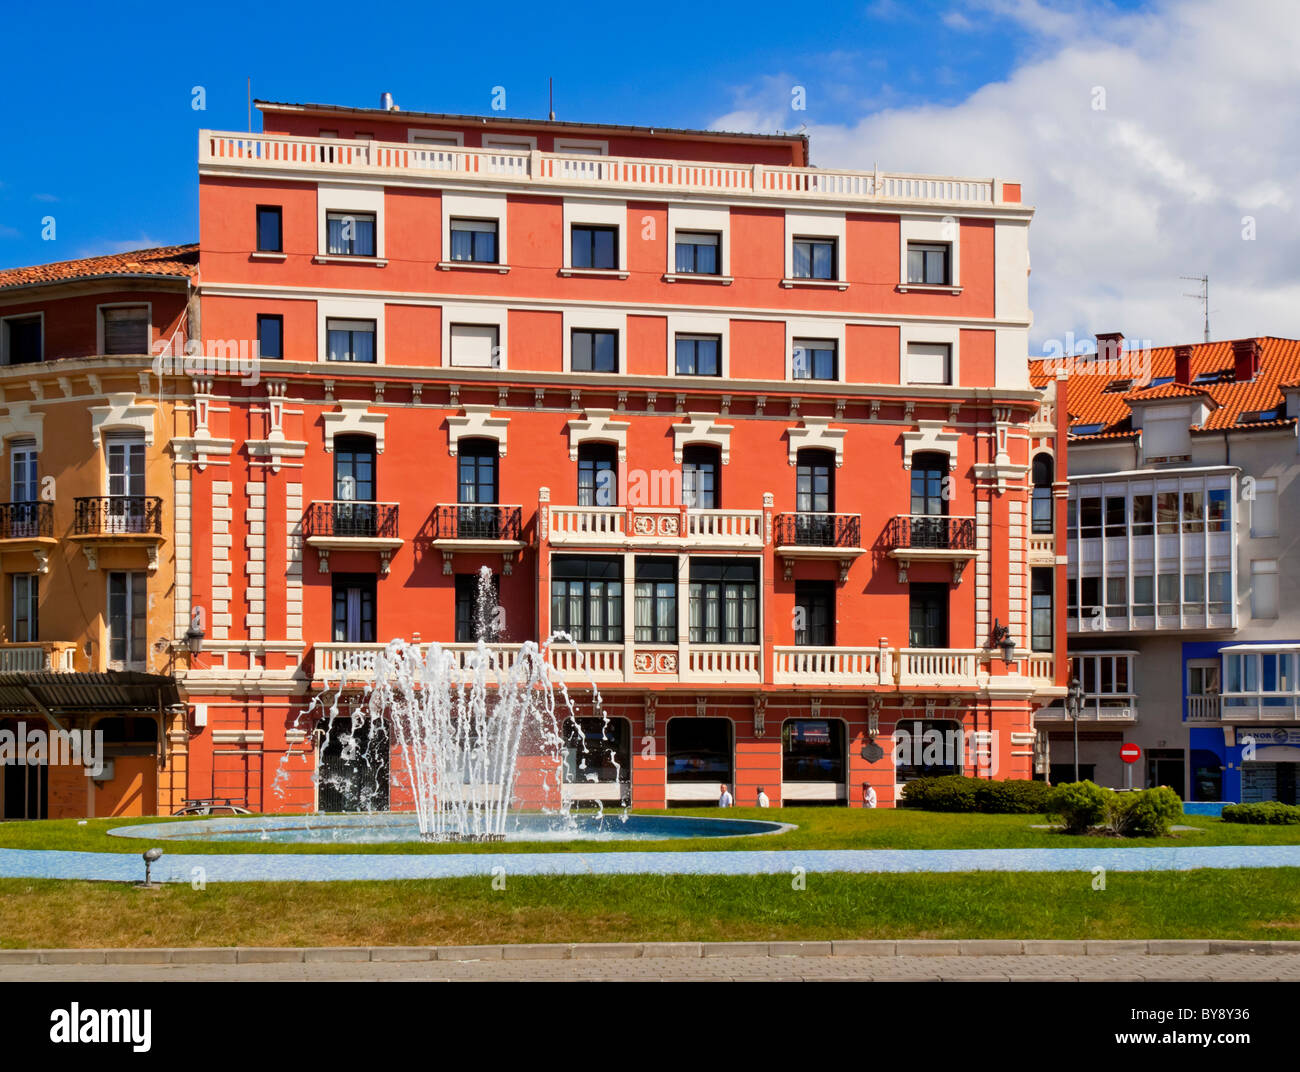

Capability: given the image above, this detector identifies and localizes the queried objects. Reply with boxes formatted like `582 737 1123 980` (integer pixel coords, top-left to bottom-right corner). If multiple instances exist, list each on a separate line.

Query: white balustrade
896 648 982 686
773 646 888 685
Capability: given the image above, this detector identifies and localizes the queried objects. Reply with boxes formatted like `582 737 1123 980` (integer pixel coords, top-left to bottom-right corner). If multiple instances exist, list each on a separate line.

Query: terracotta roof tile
1031 337 1300 438
0 244 198 292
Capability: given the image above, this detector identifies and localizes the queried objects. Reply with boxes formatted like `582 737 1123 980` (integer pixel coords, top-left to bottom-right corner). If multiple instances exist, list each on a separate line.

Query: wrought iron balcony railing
774 512 862 548
431 504 523 541
0 501 52 539
884 514 976 551
303 500 399 540
73 496 163 536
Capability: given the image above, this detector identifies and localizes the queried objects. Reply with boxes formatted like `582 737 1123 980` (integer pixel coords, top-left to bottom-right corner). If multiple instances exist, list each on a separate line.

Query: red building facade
6 99 1068 814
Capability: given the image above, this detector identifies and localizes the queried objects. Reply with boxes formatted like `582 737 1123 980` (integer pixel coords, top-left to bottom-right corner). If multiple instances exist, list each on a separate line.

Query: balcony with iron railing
427 503 526 575
883 514 978 584
69 496 165 571
200 131 1021 210
0 501 53 542
772 512 865 582
303 501 403 576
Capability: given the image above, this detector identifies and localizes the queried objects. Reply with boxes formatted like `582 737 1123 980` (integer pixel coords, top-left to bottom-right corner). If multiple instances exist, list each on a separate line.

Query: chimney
380 92 396 111
1232 338 1261 382
1096 332 1124 369
1174 344 1193 385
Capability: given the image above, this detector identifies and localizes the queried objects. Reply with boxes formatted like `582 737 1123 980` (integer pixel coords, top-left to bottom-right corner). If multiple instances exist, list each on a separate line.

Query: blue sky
3 0 1295 351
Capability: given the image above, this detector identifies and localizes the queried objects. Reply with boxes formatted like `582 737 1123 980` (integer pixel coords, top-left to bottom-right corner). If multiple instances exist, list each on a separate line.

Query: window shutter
102 307 149 355
907 343 951 385
450 324 498 368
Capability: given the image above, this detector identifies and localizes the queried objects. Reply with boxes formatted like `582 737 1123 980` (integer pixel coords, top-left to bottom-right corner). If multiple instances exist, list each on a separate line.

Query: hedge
900 775 1050 814
1221 801 1300 825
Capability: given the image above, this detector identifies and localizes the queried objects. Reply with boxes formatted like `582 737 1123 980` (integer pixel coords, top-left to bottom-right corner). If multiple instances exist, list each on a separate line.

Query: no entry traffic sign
1120 743 1141 764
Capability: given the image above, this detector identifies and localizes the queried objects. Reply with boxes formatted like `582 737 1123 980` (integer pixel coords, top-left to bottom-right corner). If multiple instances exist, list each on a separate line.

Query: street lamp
1066 676 1085 783
183 623 205 655
990 619 1017 666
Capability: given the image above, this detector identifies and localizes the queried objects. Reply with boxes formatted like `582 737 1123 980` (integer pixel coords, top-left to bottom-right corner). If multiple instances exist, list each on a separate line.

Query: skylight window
1103 379 1132 393
1071 422 1107 436
1239 408 1284 424
1193 370 1227 384
1148 377 1175 387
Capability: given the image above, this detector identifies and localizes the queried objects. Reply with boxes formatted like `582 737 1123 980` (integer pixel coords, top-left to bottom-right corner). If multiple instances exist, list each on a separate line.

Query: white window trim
562 309 627 374
554 137 608 155
90 393 156 447
441 191 509 270
407 128 464 146
784 210 846 285
442 304 509 370
667 313 730 379
568 409 630 462
322 400 387 454
318 298 386 365
672 413 733 465
96 302 152 357
317 183 385 260
899 215 961 288
482 133 538 151
900 323 961 387
562 198 628 273
785 318 847 384
787 417 846 468
666 203 731 280
1 311 44 365
448 405 509 457
0 405 43 455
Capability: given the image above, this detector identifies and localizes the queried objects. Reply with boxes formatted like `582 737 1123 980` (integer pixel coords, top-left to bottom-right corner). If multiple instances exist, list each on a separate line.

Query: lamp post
1066 676 1084 782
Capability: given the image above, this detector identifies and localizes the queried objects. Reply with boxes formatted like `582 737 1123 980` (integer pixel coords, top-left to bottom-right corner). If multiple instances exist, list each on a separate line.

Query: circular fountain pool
108 813 793 845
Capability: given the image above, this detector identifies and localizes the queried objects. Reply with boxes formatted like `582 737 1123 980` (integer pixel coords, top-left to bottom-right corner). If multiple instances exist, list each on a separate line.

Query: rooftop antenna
1181 273 1211 343
548 77 555 121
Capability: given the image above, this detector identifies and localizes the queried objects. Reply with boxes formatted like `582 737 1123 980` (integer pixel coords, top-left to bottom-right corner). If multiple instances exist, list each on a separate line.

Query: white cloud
717 0 1300 350
73 235 162 258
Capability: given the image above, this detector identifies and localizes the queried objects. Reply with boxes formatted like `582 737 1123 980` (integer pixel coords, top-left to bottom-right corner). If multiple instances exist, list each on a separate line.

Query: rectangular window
101 306 149 355
1184 572 1205 604
2 316 42 365
107 571 147 667
1133 574 1154 616
571 329 618 373
455 573 498 643
674 231 719 274
11 573 37 643
1104 495 1126 536
1131 494 1154 536
634 558 677 644
326 211 377 257
331 574 377 643
10 440 38 505
689 559 758 646
1250 479 1276 537
1207 488 1231 532
908 582 949 648
1031 568 1053 652
792 338 837 381
551 557 623 643
449 218 498 263
450 324 499 368
571 225 618 270
906 343 952 385
675 334 720 377
1252 560 1279 619
1182 490 1205 534
257 314 283 360
1080 576 1101 619
1157 573 1179 615
326 318 376 363
1156 492 1180 534
256 205 282 252
1208 570 1232 615
1106 575 1127 618
577 444 617 507
907 242 951 285
795 580 835 647
1079 496 1102 539
792 237 836 280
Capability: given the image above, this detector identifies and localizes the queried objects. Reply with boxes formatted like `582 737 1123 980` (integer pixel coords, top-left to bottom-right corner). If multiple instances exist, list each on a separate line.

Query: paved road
2 953 1296 982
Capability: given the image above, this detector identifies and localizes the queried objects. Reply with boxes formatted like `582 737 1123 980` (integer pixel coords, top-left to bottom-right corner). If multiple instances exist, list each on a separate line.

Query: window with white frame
1069 652 1135 713
674 231 720 275
899 215 960 288
1223 648 1297 711
11 573 37 643
107 570 147 668
326 211 376 257
563 200 626 273
792 338 837 381
482 134 535 152
1251 477 1278 537
1251 560 1279 619
326 318 377 363
449 324 499 369
675 334 721 377
906 343 952 385
449 219 498 263
572 328 618 373
101 306 149 355
907 242 952 285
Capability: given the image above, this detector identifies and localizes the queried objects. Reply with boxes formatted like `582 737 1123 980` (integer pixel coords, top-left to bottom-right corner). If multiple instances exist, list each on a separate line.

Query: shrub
1109 786 1183 838
1222 801 1300 825
1045 780 1111 834
900 775 1050 814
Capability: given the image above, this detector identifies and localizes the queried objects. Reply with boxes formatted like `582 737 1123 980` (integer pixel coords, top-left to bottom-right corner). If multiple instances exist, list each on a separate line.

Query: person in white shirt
718 783 734 807
862 782 878 808
756 786 770 808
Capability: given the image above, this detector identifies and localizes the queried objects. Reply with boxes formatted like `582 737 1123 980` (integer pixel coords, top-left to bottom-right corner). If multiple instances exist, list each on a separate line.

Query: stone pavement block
105 949 172 964
1208 940 1270 955
304 947 369 962
435 945 504 961
502 944 570 960
1086 940 1147 956
898 940 960 956
1270 942 1300 955
41 951 106 964
769 941 833 957
370 947 433 962
641 943 702 958
832 940 896 956
1022 940 1086 955
958 940 1023 955
0 951 40 964
170 948 238 964
570 943 640 959
703 942 768 957
1147 940 1210 955
236 948 305 964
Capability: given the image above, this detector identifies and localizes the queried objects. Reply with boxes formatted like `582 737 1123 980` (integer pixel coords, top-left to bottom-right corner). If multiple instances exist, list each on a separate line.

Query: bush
1222 801 1300 825
1109 786 1183 838
1045 780 1111 834
900 775 1050 814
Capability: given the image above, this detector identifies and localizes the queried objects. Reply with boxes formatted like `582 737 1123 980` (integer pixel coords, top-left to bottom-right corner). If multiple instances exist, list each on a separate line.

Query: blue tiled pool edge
3 844 1299 883
1182 802 1228 817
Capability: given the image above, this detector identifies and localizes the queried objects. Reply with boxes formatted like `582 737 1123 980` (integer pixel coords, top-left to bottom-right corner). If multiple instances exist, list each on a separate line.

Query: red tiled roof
1030 337 1300 437
0 244 198 292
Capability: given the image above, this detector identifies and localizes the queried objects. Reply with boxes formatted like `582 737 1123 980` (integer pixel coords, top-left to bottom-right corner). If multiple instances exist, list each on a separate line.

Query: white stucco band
903 420 961 471
90 393 155 447
787 417 846 467
672 413 733 464
568 409 631 462
322 399 387 453
447 405 509 457
0 401 45 453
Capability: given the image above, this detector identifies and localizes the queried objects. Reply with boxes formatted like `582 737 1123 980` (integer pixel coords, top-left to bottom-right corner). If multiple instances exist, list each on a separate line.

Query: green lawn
1 807 1297 856
0 869 1297 948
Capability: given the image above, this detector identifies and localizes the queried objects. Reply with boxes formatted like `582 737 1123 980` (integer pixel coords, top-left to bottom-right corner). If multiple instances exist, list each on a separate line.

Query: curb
1 939 1298 965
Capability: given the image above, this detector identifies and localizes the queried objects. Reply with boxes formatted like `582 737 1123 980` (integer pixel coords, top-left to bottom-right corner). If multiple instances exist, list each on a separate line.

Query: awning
0 670 180 721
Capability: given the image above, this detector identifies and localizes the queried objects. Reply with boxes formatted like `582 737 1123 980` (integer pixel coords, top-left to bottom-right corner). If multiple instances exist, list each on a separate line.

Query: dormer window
1071 422 1106 436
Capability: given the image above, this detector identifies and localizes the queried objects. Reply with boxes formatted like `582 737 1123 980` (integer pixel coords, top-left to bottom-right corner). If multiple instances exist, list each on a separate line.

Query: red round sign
1120 743 1141 764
